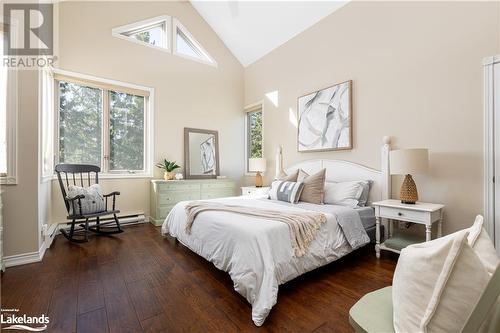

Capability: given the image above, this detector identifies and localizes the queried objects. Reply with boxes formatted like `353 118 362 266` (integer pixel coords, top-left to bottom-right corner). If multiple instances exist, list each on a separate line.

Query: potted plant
156 159 181 180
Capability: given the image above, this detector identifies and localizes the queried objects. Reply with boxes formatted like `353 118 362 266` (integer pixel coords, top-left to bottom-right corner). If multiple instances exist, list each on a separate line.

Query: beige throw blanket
185 201 327 257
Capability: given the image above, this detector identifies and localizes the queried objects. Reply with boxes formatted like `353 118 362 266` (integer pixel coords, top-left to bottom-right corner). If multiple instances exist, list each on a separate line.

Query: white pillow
393 230 490 333
468 215 500 275
67 184 106 215
323 181 365 207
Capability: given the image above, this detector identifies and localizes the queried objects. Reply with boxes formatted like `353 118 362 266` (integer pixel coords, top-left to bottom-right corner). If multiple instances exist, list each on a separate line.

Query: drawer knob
398 212 403 216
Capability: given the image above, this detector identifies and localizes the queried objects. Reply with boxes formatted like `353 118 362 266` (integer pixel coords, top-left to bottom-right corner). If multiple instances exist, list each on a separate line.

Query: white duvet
161 196 366 326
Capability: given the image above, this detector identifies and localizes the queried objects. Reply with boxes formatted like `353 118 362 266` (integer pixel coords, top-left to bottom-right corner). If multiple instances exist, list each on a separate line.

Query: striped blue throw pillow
268 180 305 204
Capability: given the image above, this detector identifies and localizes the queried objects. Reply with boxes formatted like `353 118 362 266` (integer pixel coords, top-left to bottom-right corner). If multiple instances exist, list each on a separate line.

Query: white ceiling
190 1 349 67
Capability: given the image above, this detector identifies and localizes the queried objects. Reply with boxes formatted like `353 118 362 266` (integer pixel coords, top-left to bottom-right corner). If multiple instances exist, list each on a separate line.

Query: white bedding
161 196 368 326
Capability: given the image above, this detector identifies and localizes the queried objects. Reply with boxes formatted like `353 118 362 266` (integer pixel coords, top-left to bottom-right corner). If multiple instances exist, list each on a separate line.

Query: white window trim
112 15 172 54
172 18 217 67
52 68 155 179
1 18 19 185
244 101 264 176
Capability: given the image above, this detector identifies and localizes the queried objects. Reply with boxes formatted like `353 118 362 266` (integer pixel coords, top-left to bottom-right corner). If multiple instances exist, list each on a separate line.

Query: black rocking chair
55 164 123 243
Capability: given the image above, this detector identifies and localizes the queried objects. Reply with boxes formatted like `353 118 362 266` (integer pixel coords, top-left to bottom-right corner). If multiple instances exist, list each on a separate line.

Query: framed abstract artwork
297 80 352 152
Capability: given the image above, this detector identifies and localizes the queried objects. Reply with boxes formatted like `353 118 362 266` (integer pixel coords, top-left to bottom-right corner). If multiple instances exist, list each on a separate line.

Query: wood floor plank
1 223 397 333
77 308 109 333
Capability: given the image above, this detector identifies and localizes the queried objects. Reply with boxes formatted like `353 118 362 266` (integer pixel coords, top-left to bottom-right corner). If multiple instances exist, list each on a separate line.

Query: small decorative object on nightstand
249 158 266 187
390 149 429 204
241 186 270 196
372 199 444 258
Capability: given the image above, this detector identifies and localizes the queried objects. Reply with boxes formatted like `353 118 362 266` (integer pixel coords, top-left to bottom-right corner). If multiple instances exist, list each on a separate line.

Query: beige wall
244 1 500 234
2 71 40 257
51 1 244 222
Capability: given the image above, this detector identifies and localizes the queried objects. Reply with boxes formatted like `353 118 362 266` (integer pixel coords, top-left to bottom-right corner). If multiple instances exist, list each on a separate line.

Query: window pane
176 29 202 59
248 111 262 159
59 81 102 166
128 24 163 47
109 91 144 171
0 32 7 175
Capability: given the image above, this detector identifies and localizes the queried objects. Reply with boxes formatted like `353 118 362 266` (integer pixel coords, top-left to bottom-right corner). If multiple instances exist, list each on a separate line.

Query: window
124 22 166 48
112 16 216 67
0 27 18 184
173 19 216 66
245 105 263 172
54 71 153 177
112 15 170 52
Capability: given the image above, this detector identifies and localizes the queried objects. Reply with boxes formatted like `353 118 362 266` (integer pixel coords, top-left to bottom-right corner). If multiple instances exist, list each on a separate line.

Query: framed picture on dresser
297 80 352 152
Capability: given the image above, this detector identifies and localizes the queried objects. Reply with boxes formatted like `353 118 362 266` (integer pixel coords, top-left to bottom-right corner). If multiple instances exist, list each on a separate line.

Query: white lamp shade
249 158 267 172
390 149 429 175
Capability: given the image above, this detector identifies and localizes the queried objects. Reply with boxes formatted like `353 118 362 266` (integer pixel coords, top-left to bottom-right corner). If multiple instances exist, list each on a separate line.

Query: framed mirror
184 128 220 179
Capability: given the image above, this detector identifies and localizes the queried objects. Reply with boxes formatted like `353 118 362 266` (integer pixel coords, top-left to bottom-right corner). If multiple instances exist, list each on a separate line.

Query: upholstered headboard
284 137 391 205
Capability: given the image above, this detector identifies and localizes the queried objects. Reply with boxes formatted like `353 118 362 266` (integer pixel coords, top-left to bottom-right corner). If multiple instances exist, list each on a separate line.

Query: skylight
112 16 217 67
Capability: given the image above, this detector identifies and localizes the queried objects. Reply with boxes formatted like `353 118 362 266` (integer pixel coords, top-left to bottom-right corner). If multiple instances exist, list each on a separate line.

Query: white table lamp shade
390 149 429 175
249 158 267 172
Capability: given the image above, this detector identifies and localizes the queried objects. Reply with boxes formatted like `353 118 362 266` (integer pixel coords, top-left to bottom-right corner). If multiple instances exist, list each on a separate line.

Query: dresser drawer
157 205 176 219
158 183 200 192
379 206 429 223
201 189 234 200
201 182 234 190
158 191 200 205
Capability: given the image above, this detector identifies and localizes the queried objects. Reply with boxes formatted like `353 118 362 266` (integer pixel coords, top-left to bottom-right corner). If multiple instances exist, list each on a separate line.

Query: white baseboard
4 242 45 268
4 213 146 269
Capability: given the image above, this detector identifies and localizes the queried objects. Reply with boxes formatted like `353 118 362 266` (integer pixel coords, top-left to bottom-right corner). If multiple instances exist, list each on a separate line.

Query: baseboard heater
55 213 147 236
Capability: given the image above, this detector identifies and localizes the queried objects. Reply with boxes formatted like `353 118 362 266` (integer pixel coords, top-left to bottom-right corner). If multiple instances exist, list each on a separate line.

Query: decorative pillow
268 181 304 204
323 181 366 208
277 169 299 182
468 215 500 275
296 169 326 204
67 184 106 215
392 230 490 333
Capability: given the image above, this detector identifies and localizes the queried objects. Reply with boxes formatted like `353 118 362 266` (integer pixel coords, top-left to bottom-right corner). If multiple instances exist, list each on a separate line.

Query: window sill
0 176 17 185
51 173 153 181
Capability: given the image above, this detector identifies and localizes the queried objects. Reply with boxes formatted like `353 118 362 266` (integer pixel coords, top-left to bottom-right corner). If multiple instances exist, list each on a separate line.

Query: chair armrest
103 191 120 197
103 191 120 211
66 194 85 216
66 194 85 201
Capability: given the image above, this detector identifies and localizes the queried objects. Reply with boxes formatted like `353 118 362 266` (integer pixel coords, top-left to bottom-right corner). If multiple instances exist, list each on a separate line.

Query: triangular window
112 16 216 67
112 16 170 52
173 19 216 66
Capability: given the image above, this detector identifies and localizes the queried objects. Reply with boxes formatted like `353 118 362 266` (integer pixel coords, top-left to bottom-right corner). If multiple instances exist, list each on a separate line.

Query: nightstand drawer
379 206 428 223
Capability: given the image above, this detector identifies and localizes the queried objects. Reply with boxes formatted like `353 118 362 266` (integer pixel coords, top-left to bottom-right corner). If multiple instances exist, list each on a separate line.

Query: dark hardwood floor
1 223 397 333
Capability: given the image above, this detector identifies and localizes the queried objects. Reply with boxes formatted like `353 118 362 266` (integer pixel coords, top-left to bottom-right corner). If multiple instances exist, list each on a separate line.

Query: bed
162 138 392 326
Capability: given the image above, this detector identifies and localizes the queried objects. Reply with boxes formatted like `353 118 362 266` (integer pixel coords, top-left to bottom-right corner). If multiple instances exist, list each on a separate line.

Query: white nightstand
372 199 444 258
241 186 270 196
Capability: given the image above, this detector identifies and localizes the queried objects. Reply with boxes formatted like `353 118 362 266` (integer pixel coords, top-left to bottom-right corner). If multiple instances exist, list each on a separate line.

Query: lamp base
255 172 263 188
400 174 418 204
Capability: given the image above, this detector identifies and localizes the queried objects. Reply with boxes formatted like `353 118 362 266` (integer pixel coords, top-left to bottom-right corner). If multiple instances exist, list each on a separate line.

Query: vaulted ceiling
190 1 349 67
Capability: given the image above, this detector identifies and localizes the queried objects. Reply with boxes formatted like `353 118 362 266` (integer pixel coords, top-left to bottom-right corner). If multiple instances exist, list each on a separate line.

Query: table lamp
390 148 429 204
249 158 266 187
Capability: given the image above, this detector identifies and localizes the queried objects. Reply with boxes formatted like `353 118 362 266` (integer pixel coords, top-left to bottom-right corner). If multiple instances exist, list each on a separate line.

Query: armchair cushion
67 184 105 215
393 230 490 333
468 215 500 275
